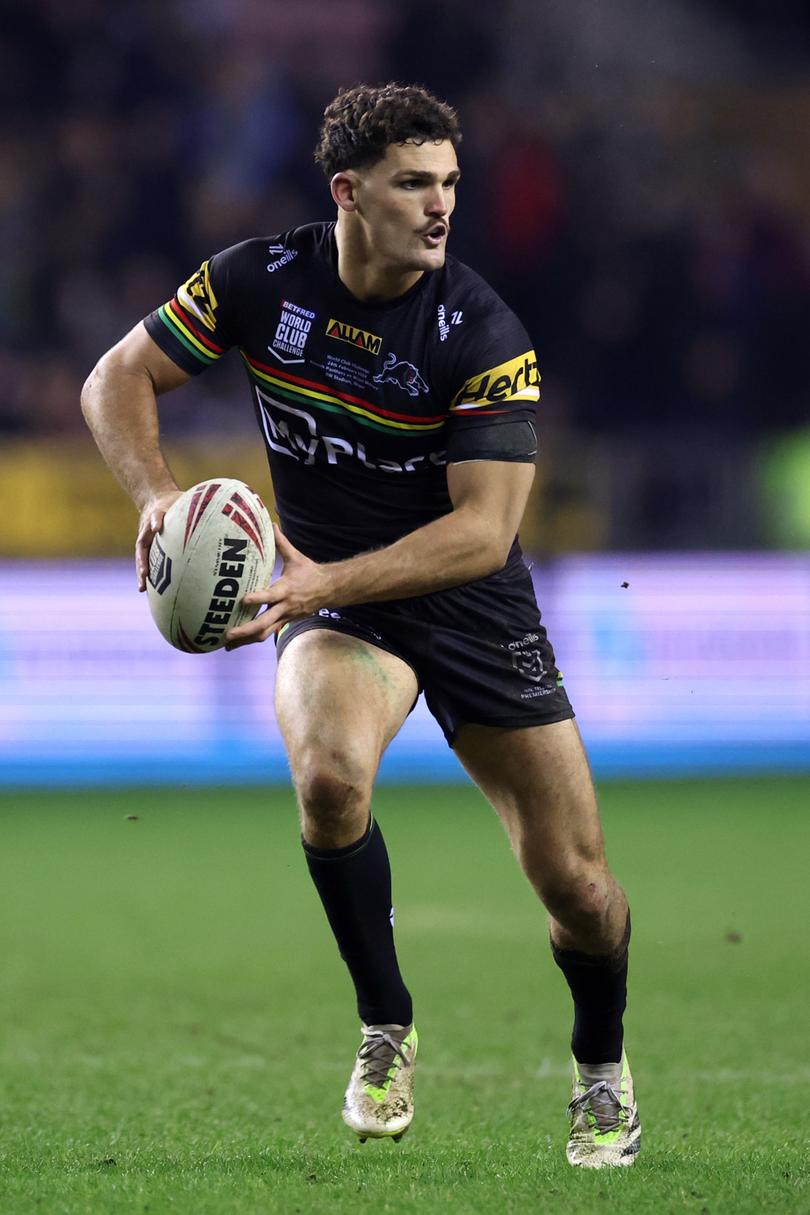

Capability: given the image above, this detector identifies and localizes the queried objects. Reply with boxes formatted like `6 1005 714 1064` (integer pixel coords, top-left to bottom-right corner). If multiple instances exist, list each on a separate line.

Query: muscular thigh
453 718 607 869
275 628 419 788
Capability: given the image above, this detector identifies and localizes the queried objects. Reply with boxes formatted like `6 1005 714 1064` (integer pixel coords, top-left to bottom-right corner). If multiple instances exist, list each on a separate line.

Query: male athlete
81 83 640 1167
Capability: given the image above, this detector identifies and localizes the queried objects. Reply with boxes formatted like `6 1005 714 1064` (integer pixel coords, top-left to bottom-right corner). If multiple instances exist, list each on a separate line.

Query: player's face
351 140 460 273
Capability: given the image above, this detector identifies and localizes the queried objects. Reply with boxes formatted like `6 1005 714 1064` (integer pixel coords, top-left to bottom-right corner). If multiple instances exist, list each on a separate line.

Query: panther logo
373 353 428 397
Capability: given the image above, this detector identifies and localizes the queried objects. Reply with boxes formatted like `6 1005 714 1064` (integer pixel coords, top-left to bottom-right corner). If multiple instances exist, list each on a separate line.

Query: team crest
373 353 428 397
511 649 546 683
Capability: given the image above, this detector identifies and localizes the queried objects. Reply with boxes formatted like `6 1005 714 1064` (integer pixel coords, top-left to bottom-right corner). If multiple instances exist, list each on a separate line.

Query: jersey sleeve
142 245 244 375
444 303 541 432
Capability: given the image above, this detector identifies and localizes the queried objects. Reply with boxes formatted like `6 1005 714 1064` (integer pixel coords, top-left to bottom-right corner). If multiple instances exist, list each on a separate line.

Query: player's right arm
81 322 192 590
82 245 243 588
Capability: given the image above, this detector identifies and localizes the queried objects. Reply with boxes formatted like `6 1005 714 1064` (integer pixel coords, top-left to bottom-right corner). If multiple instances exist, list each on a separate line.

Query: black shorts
275 560 575 747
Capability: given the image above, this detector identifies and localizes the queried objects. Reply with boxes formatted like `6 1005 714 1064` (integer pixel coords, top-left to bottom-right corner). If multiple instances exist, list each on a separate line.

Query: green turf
1 776 808 1214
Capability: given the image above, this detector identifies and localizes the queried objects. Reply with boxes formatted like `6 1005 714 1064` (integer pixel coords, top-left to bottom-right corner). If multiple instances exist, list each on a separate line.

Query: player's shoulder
210 221 333 280
435 253 533 357
439 252 519 321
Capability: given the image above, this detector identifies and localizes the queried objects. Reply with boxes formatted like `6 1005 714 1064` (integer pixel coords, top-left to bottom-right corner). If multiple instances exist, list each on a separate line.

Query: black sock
551 914 630 1064
303 816 413 1026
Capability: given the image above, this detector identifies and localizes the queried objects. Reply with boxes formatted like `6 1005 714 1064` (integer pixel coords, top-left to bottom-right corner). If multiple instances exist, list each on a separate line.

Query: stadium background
2 0 808 784
3 4 810 1212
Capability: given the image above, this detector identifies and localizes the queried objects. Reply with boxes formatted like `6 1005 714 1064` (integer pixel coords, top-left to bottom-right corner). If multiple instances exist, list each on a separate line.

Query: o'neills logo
326 317 382 355
194 538 248 647
267 243 298 273
451 351 541 410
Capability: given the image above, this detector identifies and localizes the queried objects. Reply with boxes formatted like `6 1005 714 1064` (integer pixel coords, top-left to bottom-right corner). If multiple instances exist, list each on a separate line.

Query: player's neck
334 218 423 302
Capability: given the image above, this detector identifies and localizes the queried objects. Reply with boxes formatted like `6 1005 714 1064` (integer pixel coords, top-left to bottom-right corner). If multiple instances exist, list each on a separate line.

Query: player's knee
537 861 611 927
294 752 373 824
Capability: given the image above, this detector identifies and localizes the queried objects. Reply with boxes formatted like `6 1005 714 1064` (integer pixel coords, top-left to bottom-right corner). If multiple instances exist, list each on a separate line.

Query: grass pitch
1 776 809 1214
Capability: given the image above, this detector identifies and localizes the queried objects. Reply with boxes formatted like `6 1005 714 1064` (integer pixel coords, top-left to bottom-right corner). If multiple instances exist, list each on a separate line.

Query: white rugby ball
146 478 275 653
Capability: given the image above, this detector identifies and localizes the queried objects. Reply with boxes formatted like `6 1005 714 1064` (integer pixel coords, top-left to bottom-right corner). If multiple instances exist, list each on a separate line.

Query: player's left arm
224 460 534 647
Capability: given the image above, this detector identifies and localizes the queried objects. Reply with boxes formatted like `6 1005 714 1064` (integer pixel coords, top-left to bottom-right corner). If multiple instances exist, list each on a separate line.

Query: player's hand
224 526 332 649
136 490 183 592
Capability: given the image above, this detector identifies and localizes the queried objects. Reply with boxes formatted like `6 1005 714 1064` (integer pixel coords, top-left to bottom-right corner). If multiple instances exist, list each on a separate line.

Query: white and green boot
342 1023 418 1142
566 1052 641 1167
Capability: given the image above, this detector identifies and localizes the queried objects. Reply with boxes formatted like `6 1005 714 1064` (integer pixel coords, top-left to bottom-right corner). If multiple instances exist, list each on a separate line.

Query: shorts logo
269 300 316 364
373 352 428 397
267 243 298 272
452 351 540 411
326 318 382 355
178 261 218 331
511 649 546 682
506 633 547 683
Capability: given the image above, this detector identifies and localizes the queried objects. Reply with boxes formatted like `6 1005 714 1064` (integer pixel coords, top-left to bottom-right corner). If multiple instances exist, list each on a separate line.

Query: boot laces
568 1080 625 1134
358 1030 411 1089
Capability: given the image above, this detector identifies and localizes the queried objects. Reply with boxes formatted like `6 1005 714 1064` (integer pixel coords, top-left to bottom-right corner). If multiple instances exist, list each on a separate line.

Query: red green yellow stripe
242 353 446 434
168 298 225 354
157 300 225 365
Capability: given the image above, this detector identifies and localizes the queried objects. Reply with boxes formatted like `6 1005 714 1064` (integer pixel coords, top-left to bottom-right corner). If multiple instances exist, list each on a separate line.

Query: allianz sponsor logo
255 388 445 472
326 317 382 355
267 243 298 272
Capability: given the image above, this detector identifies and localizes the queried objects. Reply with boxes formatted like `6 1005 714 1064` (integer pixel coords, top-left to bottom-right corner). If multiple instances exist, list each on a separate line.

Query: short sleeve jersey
144 222 540 564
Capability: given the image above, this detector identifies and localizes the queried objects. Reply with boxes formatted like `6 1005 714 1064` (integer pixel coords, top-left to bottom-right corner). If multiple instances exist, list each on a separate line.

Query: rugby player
81 83 640 1168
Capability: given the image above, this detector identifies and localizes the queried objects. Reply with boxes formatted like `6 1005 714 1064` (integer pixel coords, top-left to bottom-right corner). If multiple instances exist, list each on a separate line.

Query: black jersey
144 221 540 564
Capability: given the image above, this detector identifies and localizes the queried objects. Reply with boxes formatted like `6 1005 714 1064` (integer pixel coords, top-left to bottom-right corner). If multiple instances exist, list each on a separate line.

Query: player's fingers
242 584 281 608
135 531 152 592
225 603 286 648
135 508 170 590
223 623 276 651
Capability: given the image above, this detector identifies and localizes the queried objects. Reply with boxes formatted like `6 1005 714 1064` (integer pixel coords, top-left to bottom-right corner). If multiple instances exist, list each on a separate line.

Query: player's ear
331 171 359 212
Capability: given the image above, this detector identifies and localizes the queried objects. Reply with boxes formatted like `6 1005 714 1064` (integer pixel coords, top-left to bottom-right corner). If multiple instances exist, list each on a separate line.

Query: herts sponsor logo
194 538 249 647
326 318 382 355
267 243 298 272
373 352 428 397
178 261 218 331
270 299 316 364
452 350 540 411
255 388 445 472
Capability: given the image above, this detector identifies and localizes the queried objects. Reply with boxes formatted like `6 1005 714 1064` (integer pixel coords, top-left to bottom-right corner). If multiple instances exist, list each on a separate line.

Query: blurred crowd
2 0 810 444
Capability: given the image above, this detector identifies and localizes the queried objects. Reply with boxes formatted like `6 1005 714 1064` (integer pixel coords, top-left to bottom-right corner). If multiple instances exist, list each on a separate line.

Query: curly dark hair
314 82 461 179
